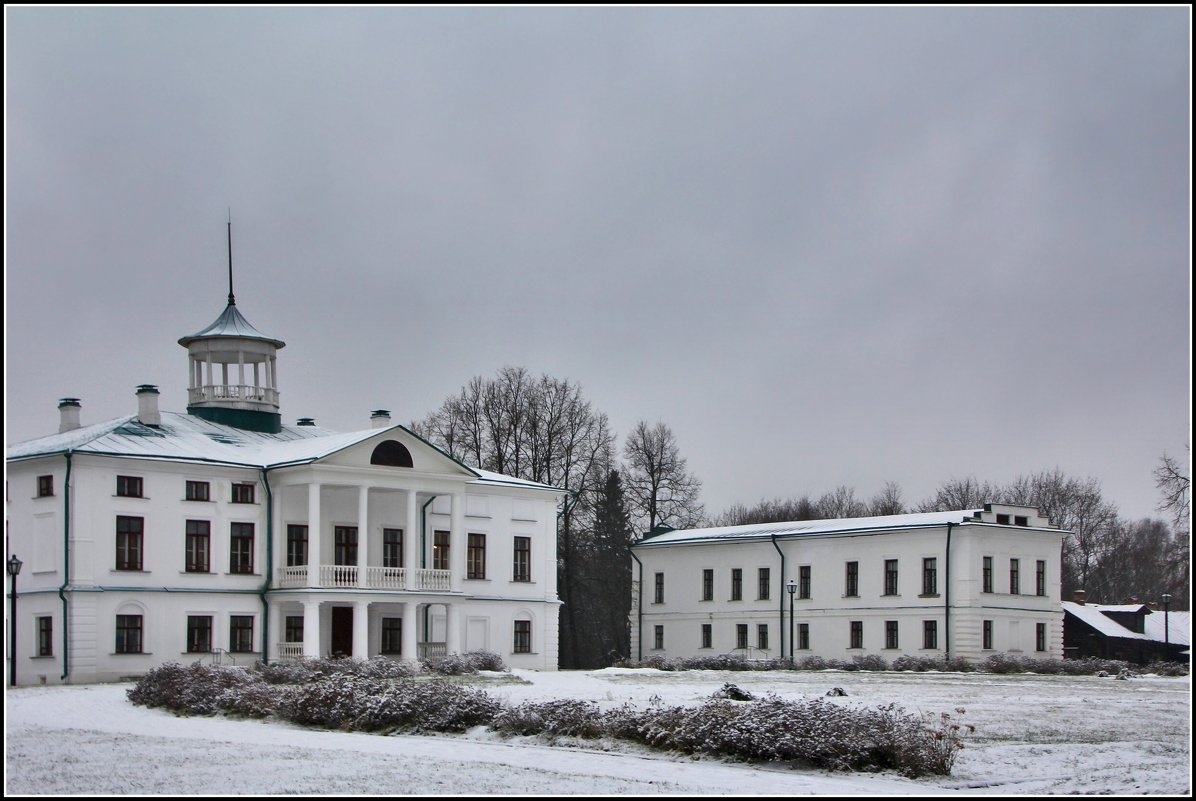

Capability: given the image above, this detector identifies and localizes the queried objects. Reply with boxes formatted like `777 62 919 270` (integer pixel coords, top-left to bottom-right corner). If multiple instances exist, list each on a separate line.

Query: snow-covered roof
633 508 1055 547
6 411 563 493
177 303 285 348
1062 602 1191 646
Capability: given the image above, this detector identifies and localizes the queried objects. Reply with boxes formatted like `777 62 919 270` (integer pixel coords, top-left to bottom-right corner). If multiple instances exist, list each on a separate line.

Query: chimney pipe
136 385 161 426
371 409 391 429
1073 590 1086 606
58 398 82 433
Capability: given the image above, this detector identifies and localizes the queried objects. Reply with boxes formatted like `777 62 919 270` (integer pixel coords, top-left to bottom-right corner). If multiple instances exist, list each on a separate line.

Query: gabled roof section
178 303 285 348
634 509 1007 547
6 412 562 494
1062 602 1191 648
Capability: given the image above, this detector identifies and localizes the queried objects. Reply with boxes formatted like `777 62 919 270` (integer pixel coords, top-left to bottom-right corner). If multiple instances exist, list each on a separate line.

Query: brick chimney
136 385 161 426
58 398 82 433
1073 590 1086 605
371 409 392 429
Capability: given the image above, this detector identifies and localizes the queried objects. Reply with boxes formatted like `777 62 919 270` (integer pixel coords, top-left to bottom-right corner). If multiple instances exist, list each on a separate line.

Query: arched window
370 440 413 468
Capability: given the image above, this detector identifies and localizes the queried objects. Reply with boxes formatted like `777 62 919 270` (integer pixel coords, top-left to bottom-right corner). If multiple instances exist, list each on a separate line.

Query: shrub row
128 660 968 777
617 652 1189 677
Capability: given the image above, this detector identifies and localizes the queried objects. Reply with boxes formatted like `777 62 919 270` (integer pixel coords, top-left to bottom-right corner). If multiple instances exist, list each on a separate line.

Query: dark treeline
415 367 1189 667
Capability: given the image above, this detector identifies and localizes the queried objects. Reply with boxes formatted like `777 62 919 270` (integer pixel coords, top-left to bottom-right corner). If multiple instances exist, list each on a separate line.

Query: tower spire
227 209 236 307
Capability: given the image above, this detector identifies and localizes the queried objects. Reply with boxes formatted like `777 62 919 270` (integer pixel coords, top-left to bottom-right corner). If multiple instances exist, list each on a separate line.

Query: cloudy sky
5 7 1190 522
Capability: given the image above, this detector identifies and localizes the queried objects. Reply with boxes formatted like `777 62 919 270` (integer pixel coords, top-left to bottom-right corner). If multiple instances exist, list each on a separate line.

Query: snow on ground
5 668 1191 795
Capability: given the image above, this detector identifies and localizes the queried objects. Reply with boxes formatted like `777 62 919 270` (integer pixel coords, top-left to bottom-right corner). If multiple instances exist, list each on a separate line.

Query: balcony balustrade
275 565 451 591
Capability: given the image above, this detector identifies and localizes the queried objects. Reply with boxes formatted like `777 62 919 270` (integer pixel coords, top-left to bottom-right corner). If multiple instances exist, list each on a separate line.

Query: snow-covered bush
255 656 417 684
422 651 508 675
461 650 508 672
127 661 275 718
491 699 607 739
851 654 888 671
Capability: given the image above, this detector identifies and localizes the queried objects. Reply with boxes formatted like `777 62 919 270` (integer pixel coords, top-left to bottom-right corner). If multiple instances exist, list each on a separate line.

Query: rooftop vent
296 417 316 427
371 409 392 429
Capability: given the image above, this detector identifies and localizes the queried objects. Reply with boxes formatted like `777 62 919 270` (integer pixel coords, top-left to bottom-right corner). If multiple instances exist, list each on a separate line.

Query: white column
268 601 282 662
404 490 419 588
357 486 370 587
446 603 462 655
303 600 321 658
353 600 369 659
307 483 322 588
450 493 466 592
402 602 419 663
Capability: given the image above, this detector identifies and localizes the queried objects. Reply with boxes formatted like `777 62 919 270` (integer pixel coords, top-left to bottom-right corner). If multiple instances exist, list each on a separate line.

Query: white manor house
6 286 566 685
629 506 1069 664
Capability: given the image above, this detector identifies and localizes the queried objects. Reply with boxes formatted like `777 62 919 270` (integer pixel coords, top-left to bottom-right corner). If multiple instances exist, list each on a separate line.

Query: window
996 513 1010 525
701 569 714 601
229 616 254 653
116 516 144 571
467 533 486 579
116 475 143 498
982 620 993 650
115 615 143 654
701 623 712 649
230 523 254 574
922 557 937 595
1036 560 1047 597
287 525 308 568
730 568 743 601
187 616 212 653
798 622 809 651
799 565 811 599
334 526 358 567
850 621 863 649
381 618 402 654
758 568 770 600
1014 515 1029 527
885 620 899 649
757 624 769 650
38 616 53 657
1009 558 1020 595
654 625 665 650
845 561 859 597
383 528 404 569
654 572 664 604
185 520 210 573
513 619 531 653
513 537 531 582
185 480 210 501
433 531 450 571
1036 622 1047 652
884 559 899 595
982 556 993 593
230 482 255 504
284 616 304 644
37 475 54 497
370 440 414 467
736 624 749 650
923 620 938 649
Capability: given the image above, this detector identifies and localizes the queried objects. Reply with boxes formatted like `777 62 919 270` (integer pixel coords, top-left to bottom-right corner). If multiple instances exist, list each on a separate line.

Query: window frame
185 480 210 502
653 625 665 650
513 536 531 582
730 568 743 601
115 614 143 654
736 623 749 650
923 620 938 650
187 615 213 653
884 559 899 596
467 533 486 580
982 619 993 650
1009 558 1020 595
757 567 770 601
922 557 938 596
383 528 404 569
701 623 712 649
798 565 811 599
797 622 810 651
229 522 255 575
229 615 254 653
230 482 256 504
185 519 211 573
287 524 309 568
757 623 769 651
116 475 143 498
37 616 53 657
513 619 532 654
115 516 144 571
653 572 664 604
849 620 863 649
432 530 450 571
885 620 899 649
381 618 403 654
1036 559 1047 597
982 556 993 593
37 475 54 498
845 561 859 597
701 568 714 601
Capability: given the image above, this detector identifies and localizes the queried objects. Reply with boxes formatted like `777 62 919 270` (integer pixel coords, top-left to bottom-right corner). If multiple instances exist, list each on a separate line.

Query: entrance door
331 607 354 656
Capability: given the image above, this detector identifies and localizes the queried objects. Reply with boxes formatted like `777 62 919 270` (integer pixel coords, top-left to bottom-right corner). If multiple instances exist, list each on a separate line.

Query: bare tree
1154 448 1191 533
915 476 1003 512
710 496 818 526
868 481 906 516
816 485 868 519
623 420 704 534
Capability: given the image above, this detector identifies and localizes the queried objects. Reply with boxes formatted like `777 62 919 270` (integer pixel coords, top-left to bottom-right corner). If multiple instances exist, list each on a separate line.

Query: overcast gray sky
5 7 1190 522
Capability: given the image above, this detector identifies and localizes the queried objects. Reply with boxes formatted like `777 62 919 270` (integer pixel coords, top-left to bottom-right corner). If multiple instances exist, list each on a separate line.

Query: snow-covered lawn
5 667 1191 795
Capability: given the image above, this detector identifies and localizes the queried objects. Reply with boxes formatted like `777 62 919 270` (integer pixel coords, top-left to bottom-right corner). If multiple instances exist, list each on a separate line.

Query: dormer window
370 440 414 468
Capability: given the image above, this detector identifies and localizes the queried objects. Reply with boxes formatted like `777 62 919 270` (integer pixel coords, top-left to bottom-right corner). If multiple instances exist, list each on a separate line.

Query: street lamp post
8 554 23 687
786 578 797 665
1161 593 1172 653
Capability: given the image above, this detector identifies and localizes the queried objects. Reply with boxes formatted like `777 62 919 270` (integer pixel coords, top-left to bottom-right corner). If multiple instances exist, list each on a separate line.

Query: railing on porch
277 642 305 659
275 565 451 591
418 642 447 661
